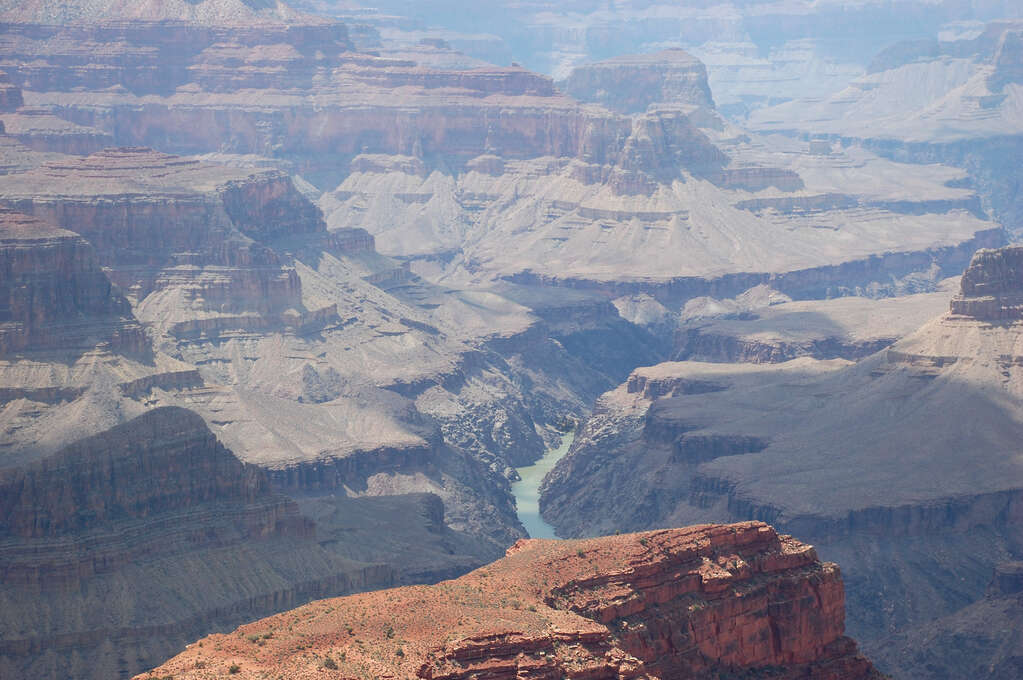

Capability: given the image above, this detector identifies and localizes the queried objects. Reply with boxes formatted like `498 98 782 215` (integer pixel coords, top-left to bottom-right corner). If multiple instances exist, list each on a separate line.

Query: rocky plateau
138 522 884 680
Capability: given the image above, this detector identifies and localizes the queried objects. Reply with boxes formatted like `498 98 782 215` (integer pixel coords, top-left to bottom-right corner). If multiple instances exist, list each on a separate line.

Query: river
510 431 575 539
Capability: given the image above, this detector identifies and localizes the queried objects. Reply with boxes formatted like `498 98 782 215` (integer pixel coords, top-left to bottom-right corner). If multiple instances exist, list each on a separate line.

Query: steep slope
0 407 392 680
138 522 883 680
0 206 201 465
0 142 648 578
750 21 1023 230
872 561 1023 680
541 246 1023 672
313 0 1023 118
0 10 1000 300
674 283 957 363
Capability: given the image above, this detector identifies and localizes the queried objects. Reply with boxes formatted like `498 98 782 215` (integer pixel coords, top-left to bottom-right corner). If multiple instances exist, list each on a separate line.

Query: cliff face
0 148 319 327
0 18 353 95
0 9 999 296
674 287 956 364
950 246 1023 318
138 522 883 680
872 561 1023 680
749 20 1023 233
0 407 393 680
0 407 276 539
0 139 650 670
560 48 716 114
0 207 145 355
540 245 1023 668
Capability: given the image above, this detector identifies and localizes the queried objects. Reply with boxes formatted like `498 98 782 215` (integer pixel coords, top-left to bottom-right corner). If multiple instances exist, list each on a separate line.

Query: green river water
510 432 575 539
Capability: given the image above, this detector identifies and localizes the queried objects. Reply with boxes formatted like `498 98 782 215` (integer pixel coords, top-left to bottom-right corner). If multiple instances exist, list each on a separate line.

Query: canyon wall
540 246 1023 672
0 407 393 680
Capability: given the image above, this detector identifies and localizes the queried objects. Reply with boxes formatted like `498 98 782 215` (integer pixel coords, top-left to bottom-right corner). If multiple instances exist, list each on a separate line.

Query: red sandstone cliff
138 522 883 680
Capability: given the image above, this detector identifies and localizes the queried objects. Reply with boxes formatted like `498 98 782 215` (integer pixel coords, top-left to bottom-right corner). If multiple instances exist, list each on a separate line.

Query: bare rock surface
675 282 957 363
540 246 1023 668
871 561 1023 680
749 21 1023 229
138 522 883 680
0 407 393 680
0 8 997 296
560 48 715 114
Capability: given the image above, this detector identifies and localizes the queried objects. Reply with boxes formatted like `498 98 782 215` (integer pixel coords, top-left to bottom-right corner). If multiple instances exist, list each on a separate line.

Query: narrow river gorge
510 431 576 538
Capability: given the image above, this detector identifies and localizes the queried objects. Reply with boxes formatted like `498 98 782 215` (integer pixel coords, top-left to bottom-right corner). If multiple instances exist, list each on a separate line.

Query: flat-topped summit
540 244 1023 652
561 48 715 113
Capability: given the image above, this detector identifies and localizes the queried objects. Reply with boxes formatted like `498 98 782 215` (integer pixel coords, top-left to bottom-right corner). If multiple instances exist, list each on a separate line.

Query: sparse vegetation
322 656 338 670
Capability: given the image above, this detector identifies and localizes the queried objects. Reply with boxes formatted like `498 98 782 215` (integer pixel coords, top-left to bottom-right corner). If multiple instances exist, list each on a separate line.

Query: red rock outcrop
138 522 883 680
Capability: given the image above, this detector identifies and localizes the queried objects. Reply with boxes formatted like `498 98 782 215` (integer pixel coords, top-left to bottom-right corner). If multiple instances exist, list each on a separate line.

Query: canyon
540 246 1023 675
0 0 1021 678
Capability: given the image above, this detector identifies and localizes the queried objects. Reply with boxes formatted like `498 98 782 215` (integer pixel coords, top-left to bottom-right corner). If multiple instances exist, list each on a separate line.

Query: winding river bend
511 432 575 539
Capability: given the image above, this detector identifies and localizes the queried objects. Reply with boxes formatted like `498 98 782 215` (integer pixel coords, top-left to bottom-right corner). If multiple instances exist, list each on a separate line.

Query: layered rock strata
138 522 884 680
540 246 1023 668
560 48 716 114
0 407 393 680
872 561 1023 680
674 284 956 363
0 9 1000 300
750 21 1023 230
0 207 144 355
0 142 647 601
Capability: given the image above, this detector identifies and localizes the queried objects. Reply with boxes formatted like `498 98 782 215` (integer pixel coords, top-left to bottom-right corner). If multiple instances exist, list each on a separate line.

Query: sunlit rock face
138 522 884 680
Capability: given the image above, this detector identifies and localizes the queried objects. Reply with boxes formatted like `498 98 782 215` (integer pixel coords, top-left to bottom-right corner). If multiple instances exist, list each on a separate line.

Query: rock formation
0 4 998 298
137 522 884 680
560 48 715 114
0 3 1018 680
872 561 1023 680
0 136 664 679
0 207 144 356
674 283 956 364
0 407 393 680
749 20 1023 230
540 245 1023 671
